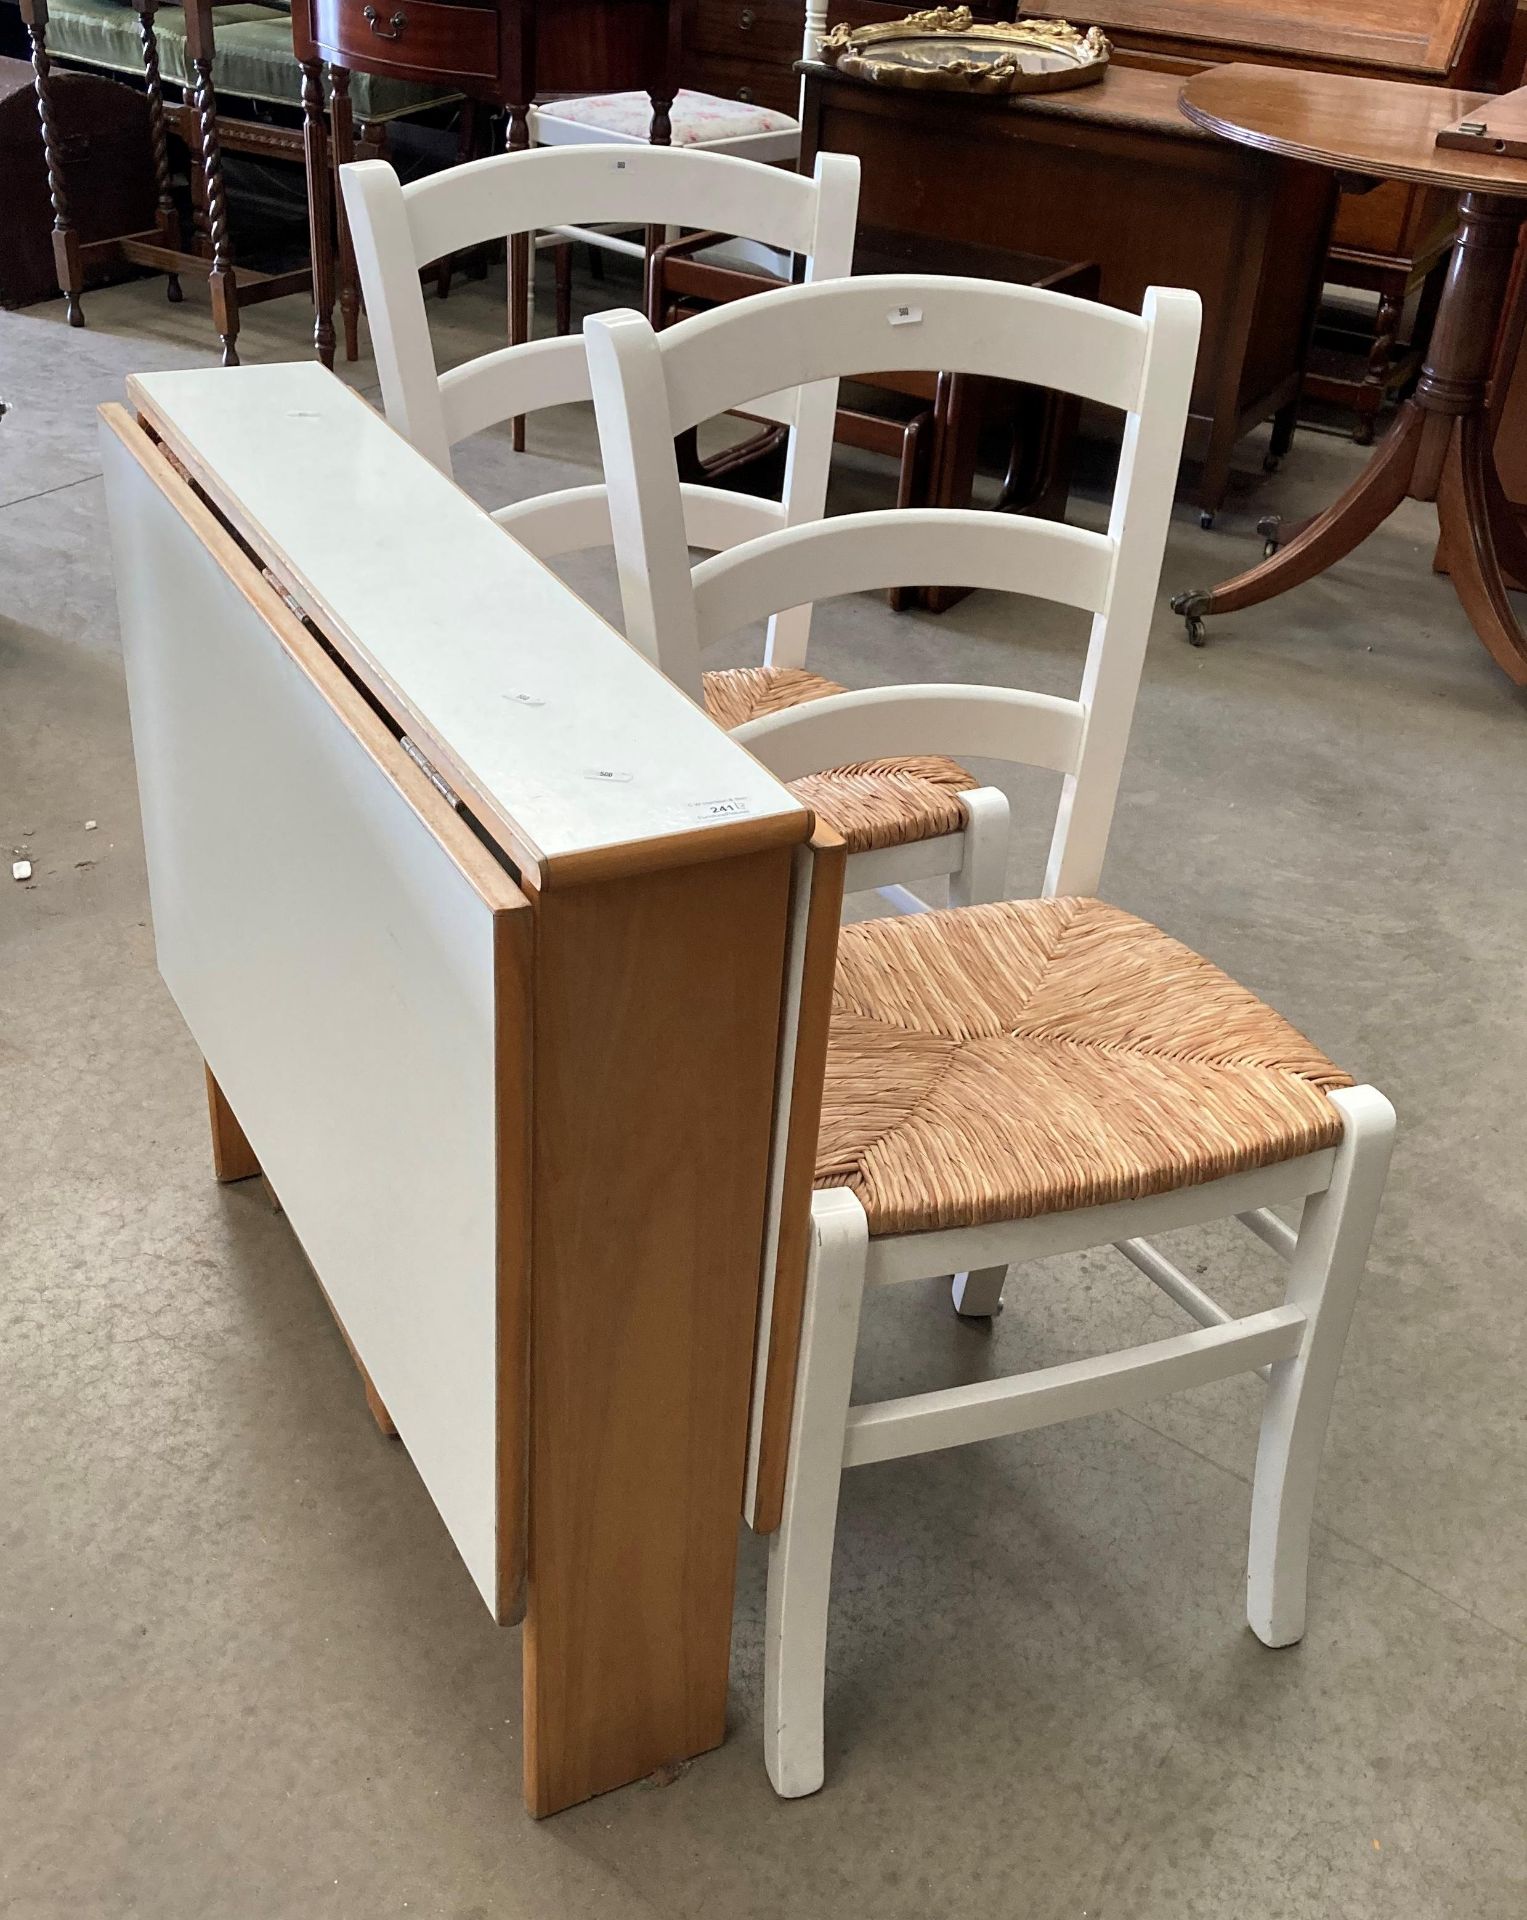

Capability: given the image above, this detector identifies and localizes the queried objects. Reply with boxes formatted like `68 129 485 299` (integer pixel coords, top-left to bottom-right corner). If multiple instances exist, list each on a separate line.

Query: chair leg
764 1189 869 1800
948 785 1010 908
951 1267 1006 1318
1247 1084 1395 1648
763 604 814 671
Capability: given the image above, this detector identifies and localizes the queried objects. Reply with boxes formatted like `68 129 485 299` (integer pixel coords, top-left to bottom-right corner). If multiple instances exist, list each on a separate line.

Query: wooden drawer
685 50 799 113
310 0 500 83
689 0 804 62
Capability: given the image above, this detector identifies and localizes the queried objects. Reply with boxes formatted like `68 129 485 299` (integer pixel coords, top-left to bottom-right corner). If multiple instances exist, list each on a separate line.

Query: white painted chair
588 275 1396 1797
339 142 856 581
584 274 1196 901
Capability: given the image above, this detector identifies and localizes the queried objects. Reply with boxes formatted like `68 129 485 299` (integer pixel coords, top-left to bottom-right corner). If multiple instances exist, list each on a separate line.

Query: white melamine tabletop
126 361 806 884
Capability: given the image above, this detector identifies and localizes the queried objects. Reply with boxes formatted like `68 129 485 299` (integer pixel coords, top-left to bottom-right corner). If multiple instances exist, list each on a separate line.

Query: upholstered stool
530 87 799 156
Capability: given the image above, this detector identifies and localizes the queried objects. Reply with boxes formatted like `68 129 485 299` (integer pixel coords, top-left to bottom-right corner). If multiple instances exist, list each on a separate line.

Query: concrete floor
3 263 1526 1920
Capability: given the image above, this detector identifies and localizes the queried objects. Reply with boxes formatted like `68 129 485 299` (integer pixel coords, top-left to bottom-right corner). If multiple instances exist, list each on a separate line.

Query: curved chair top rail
634 274 1167 432
388 144 855 268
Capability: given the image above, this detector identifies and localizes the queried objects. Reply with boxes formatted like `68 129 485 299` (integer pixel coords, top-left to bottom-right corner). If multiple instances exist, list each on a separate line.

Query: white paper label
888 305 923 328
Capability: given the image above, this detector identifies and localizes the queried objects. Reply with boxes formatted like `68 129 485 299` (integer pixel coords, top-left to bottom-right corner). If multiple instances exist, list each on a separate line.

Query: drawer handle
363 5 407 39
739 6 756 25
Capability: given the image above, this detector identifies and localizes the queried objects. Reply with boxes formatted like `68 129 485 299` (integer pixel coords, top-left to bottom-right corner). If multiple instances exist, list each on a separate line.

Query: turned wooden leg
134 2 182 303
205 1066 260 1182
24 4 85 327
329 69 360 363
1438 414 1527 686
301 58 336 367
190 55 238 365
187 99 210 258
1353 287 1403 447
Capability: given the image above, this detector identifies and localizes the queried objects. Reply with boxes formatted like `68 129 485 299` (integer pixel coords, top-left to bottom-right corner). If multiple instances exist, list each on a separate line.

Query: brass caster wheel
1257 513 1281 559
1171 588 1212 647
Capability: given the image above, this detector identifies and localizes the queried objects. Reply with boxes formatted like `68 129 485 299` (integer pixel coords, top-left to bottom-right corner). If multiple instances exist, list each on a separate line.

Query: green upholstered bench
37 0 456 121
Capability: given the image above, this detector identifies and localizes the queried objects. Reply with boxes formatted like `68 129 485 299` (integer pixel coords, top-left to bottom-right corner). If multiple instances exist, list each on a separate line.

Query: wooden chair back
585 274 1201 897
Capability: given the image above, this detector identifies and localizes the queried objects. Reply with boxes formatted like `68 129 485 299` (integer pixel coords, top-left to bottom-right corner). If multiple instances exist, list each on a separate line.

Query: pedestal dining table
1172 64 1527 687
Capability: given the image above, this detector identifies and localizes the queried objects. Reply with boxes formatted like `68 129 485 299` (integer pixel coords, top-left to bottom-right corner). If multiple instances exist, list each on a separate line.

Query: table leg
1172 402 1421 640
331 69 360 364
135 3 182 303
205 1065 260 1182
1171 188 1527 678
301 59 336 368
189 53 238 366
922 371 984 614
23 3 85 327
507 104 531 452
1438 413 1527 685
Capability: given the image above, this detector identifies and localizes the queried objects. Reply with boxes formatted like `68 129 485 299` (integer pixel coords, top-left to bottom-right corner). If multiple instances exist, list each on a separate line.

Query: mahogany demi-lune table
1173 64 1527 688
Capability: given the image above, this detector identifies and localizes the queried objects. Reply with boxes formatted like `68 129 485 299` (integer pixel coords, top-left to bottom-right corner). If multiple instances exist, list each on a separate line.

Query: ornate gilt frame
819 8 1110 95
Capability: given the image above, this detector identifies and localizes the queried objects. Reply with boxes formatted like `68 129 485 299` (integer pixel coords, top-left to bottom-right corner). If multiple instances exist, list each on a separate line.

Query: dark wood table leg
187 95 210 258
330 68 360 363
184 2 238 366
507 102 531 452
1173 189 1527 677
21 0 85 327
1173 402 1422 640
922 371 985 614
301 59 336 367
641 90 674 346
135 2 182 303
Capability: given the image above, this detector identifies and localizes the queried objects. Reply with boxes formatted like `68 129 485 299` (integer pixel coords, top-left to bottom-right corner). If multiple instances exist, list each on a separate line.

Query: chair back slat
496 482 786 564
438 336 592 447
733 686 1087 781
656 276 1152 434
692 511 1115 645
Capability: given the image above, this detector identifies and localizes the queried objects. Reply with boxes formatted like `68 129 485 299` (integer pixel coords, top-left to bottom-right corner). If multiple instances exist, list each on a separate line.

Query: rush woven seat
816 897 1353 1236
702 665 978 855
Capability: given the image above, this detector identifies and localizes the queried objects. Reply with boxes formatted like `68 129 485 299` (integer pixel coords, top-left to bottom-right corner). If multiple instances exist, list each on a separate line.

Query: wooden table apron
1172 64 1527 687
291 0 685 369
798 58 1336 521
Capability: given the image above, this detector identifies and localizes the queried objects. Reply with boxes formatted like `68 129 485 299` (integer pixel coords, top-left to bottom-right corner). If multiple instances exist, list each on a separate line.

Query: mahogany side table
1173 64 1527 688
291 0 684 372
